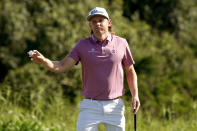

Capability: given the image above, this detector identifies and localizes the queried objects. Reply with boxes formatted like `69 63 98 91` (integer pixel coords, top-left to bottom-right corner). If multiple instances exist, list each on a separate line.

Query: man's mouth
95 27 102 31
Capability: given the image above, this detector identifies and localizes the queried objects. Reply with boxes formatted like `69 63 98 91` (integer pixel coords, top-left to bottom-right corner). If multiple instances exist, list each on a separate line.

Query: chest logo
88 48 97 53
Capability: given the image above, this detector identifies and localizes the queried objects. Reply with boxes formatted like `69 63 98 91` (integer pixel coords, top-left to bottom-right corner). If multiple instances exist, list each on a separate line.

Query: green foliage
123 0 180 32
0 0 197 127
0 101 78 131
0 63 62 110
0 100 197 131
121 20 197 117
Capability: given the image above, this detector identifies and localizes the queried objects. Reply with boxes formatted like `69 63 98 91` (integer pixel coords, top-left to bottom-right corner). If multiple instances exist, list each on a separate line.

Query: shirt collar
91 33 112 44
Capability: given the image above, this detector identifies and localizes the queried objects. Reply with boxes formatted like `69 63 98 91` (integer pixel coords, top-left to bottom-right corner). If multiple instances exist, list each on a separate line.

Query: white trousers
77 98 125 131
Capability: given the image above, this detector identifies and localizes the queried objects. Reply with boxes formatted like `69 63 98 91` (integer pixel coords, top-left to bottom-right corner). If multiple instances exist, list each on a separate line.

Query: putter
134 113 137 131
134 109 137 131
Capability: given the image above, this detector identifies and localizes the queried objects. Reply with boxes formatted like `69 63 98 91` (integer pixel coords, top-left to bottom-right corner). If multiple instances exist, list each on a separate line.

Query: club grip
134 111 137 131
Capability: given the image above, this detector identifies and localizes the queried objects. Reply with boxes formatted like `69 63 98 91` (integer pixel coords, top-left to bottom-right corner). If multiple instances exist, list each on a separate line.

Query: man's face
89 15 111 35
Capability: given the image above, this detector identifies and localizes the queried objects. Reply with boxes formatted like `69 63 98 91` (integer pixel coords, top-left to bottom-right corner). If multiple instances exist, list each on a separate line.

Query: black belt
85 96 121 101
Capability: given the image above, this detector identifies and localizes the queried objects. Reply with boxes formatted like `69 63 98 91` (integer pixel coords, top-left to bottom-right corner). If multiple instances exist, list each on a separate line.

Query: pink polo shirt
68 34 135 99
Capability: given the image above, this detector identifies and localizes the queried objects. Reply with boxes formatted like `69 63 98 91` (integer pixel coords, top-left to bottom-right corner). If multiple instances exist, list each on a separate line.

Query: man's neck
93 32 109 42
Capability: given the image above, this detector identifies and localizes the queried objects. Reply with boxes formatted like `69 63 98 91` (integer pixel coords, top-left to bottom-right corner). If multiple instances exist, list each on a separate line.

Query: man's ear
108 19 112 26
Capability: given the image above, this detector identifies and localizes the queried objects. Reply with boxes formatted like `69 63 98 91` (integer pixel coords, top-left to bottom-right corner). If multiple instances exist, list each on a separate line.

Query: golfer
29 7 140 131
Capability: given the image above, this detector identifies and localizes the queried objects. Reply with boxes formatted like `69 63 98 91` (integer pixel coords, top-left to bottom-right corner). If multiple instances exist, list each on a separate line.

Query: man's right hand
28 50 46 65
27 50 77 73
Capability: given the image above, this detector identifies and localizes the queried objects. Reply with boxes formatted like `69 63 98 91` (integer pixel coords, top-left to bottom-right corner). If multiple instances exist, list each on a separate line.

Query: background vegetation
0 0 197 130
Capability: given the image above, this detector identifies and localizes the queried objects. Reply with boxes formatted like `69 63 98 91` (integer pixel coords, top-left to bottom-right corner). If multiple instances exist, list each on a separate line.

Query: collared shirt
68 34 135 100
91 33 112 44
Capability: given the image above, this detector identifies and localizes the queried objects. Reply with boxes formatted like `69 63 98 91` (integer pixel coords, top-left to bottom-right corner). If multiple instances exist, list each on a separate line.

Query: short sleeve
122 39 135 67
68 41 81 63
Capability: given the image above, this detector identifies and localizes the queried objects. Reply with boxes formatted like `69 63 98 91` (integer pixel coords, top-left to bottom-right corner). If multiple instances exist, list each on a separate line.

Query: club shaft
134 114 137 131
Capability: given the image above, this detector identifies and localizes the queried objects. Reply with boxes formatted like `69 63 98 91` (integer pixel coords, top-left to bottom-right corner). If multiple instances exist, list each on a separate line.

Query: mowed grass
0 99 196 131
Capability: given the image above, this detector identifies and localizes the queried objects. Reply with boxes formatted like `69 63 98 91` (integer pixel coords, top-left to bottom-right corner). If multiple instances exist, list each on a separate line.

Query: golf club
134 113 137 131
134 109 137 131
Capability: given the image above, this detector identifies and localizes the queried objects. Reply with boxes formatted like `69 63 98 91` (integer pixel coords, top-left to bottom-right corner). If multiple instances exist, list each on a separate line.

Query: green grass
0 99 196 131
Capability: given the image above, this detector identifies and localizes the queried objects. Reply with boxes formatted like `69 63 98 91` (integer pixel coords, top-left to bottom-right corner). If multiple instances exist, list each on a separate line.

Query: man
29 7 140 131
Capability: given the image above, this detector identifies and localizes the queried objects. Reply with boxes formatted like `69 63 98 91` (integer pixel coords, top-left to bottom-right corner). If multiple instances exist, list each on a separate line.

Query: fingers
27 50 40 61
132 98 140 114
134 101 140 114
33 50 41 55
132 102 137 114
28 50 46 65
28 50 43 58
132 99 136 108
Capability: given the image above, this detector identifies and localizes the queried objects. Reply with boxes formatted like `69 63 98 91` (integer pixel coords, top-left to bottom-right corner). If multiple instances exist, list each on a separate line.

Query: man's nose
95 21 101 26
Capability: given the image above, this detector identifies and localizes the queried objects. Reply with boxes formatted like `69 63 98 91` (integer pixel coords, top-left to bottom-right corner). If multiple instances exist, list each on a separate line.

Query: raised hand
28 50 46 65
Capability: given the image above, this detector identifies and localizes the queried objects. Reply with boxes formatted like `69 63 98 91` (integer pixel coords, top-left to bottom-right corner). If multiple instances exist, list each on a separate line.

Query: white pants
77 98 125 131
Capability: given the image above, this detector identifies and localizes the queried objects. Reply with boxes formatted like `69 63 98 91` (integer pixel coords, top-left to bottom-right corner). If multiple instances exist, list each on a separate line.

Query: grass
0 98 196 131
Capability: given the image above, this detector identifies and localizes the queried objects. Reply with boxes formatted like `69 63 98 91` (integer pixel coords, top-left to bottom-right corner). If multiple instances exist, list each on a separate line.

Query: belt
85 96 121 101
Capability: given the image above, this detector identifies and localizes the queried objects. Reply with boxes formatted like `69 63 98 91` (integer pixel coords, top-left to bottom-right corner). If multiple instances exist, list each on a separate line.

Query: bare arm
29 50 77 73
124 65 140 114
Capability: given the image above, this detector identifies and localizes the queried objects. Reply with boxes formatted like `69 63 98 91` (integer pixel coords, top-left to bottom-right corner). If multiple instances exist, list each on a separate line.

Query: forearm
125 65 140 113
42 56 76 73
42 58 63 73
125 65 139 97
126 70 138 97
